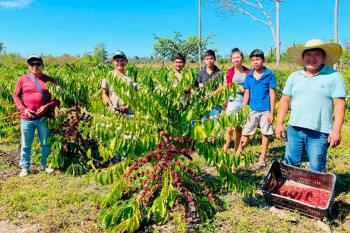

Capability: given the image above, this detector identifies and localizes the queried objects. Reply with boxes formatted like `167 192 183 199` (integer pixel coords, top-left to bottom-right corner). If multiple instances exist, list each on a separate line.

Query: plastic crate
261 160 336 219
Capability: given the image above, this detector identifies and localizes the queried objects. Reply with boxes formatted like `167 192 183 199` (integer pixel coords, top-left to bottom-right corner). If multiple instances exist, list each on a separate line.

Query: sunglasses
29 62 43 67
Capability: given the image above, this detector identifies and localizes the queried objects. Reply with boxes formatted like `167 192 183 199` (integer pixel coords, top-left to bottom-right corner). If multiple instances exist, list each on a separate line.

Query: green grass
0 172 110 232
0 126 350 232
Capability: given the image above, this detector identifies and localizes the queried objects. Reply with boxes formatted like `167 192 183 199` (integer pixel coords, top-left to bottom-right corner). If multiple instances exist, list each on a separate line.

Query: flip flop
253 162 267 171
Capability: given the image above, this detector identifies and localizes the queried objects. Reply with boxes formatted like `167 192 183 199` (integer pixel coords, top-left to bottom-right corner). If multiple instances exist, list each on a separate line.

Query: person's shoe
19 169 29 177
111 153 122 163
44 167 55 174
253 162 267 171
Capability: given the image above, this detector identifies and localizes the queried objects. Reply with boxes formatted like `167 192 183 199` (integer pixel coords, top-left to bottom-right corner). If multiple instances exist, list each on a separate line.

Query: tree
92 42 108 62
0 43 4 53
210 0 283 66
153 31 213 60
46 62 254 231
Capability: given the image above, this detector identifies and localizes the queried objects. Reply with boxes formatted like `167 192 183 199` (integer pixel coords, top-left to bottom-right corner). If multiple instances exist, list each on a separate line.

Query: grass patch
0 173 109 232
0 126 350 232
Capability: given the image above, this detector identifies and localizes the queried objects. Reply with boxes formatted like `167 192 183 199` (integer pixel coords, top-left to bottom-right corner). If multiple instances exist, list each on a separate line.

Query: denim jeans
285 125 329 172
20 118 50 170
201 105 222 122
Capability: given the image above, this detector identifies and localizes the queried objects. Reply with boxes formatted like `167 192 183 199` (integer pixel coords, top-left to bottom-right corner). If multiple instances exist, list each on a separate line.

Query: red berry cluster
49 105 104 172
276 184 330 208
122 134 216 219
51 105 92 143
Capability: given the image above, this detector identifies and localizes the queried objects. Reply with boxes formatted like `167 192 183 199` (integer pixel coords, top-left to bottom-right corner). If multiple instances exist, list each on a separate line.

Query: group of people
13 38 347 177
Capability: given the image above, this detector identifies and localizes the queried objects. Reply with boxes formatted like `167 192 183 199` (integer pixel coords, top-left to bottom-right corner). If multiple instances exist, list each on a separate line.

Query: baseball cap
112 50 127 60
27 54 43 64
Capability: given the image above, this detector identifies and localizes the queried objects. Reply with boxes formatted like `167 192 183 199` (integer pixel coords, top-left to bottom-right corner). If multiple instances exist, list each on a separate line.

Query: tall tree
0 43 4 53
153 31 213 61
210 0 283 66
92 42 108 62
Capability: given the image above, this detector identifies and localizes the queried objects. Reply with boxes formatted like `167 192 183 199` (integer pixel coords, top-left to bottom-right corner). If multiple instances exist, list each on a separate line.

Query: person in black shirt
195 50 223 120
195 49 221 88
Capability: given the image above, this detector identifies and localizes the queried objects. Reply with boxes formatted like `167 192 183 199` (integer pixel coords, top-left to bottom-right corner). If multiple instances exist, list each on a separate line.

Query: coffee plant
98 134 218 232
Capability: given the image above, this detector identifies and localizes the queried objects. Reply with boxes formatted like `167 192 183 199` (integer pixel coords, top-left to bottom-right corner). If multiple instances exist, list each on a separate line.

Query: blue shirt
283 65 347 134
243 67 276 111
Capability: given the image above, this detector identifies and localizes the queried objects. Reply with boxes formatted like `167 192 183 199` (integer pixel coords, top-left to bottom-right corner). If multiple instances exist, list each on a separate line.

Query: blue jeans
20 118 51 170
201 105 222 122
285 125 329 172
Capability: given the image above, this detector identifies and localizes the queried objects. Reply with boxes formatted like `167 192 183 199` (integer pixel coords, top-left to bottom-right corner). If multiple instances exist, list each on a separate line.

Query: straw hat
288 39 342 66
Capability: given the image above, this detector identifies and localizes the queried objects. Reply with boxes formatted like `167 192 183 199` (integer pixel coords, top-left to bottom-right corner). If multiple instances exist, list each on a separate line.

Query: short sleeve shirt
195 65 222 88
283 65 347 133
101 72 138 108
226 73 246 104
243 67 277 111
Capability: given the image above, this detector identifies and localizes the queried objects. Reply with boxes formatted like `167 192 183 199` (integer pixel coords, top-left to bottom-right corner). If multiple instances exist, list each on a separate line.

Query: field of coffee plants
0 61 349 232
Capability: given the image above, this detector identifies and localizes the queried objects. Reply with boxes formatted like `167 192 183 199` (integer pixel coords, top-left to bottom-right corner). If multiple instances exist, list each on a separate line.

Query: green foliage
0 65 27 141
340 40 350 69
93 42 108 62
342 70 350 122
0 52 26 67
273 70 290 100
265 47 291 64
97 136 217 232
153 31 213 60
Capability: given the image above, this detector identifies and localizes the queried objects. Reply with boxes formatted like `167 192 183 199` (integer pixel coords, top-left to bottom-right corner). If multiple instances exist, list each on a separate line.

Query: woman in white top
223 48 250 152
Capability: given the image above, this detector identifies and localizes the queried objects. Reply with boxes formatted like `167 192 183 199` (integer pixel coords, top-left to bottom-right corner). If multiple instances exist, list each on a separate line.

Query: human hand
35 105 49 117
238 85 244 93
24 109 36 118
119 105 130 114
268 112 274 124
184 87 191 96
108 104 116 111
275 124 285 139
328 130 341 148
223 100 228 109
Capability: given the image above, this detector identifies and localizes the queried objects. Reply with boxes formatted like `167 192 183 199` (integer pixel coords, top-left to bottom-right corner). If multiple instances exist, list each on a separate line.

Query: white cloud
0 0 34 8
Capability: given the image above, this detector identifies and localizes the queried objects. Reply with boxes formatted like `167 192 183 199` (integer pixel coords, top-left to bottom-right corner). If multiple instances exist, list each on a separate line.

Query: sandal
253 162 267 171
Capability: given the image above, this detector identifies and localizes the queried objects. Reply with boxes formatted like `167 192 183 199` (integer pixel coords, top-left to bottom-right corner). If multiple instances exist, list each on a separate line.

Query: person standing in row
172 52 186 82
276 39 347 172
236 49 276 170
195 49 222 119
223 48 250 152
101 50 138 116
13 55 59 177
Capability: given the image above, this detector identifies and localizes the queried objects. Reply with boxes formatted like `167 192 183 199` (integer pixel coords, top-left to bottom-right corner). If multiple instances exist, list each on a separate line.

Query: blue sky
0 0 349 57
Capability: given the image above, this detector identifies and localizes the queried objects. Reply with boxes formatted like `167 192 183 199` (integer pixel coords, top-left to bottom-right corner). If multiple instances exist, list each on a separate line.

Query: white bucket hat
287 39 342 66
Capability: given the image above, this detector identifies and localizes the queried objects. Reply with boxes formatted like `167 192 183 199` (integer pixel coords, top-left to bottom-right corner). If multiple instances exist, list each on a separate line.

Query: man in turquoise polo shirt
276 39 347 172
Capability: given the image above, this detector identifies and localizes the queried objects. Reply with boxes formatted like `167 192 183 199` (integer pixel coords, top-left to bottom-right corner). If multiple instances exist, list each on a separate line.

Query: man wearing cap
13 55 59 177
275 39 347 172
102 50 138 115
